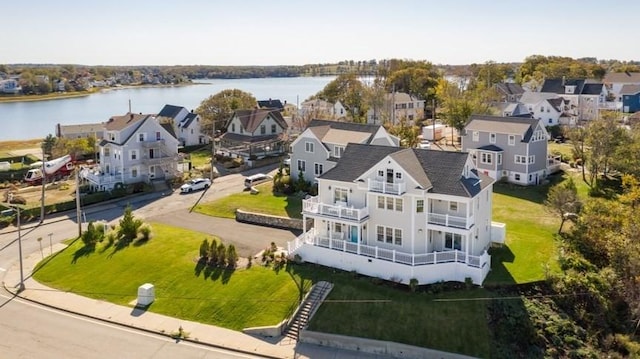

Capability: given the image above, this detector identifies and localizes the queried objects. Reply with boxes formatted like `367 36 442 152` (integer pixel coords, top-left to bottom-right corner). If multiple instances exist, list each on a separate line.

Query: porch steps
282 281 333 343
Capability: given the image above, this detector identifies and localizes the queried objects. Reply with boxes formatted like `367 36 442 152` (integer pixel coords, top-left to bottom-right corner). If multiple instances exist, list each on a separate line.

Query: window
305 142 314 153
271 124 277 134
138 133 144 142
532 130 545 141
377 196 385 209
334 146 345 158
104 147 110 157
481 152 492 164
377 170 384 177
377 226 384 242
130 150 137 160
497 153 502 165
156 132 161 140
394 229 402 245
408 103 414 109
297 159 306 172
515 174 521 181
131 167 138 178
232 123 236 132
449 201 458 212
386 197 394 210
490 133 496 143
508 135 515 146
529 155 535 164
314 163 324 176
395 172 403 180
472 131 479 142
445 233 462 250
260 125 266 135
416 199 424 213
515 155 527 164
386 227 393 243
395 198 403 212
334 187 348 203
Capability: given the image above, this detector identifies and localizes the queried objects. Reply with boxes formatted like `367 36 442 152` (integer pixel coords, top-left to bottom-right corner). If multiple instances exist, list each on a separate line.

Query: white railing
368 179 405 195
302 197 369 221
139 139 166 148
289 233 488 269
81 169 121 185
427 213 471 229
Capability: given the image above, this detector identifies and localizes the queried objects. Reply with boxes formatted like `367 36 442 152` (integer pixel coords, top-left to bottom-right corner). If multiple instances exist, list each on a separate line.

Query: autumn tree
584 116 627 188
313 73 367 122
544 177 581 234
196 89 256 135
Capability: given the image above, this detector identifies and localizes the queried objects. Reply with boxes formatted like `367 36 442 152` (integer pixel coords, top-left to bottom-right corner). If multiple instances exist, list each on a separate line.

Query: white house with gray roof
539 78 605 122
462 115 555 186
290 119 399 184
219 109 288 162
518 92 570 126
288 143 505 285
81 112 180 191
157 104 208 147
366 92 425 125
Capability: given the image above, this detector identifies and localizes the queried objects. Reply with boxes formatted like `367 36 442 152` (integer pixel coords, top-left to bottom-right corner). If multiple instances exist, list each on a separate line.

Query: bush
117 205 142 244
8 195 26 205
409 278 419 292
81 221 104 246
137 223 153 242
226 244 238 268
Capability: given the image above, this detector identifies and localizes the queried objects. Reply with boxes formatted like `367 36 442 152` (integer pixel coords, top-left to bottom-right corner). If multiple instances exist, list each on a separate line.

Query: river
0 76 335 141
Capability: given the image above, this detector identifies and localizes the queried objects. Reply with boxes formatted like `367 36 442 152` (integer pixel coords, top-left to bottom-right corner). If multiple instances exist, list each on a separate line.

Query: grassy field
195 181 303 219
0 91 95 103
33 223 309 330
0 139 43 156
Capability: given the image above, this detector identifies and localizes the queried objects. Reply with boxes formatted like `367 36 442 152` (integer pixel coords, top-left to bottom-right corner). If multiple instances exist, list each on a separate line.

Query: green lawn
548 141 574 161
186 147 212 168
195 181 303 219
33 223 309 330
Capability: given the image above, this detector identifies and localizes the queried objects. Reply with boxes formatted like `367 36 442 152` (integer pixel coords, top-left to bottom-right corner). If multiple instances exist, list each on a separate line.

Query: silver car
180 178 211 193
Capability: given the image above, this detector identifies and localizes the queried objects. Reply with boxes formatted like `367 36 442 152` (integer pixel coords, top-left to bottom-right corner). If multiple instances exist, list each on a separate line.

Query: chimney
129 113 134 121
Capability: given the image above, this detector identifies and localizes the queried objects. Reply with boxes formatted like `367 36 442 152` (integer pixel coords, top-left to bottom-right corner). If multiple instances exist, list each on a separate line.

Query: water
0 76 334 141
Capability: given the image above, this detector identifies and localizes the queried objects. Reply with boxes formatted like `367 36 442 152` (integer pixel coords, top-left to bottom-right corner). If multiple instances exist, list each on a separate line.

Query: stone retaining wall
235 209 311 231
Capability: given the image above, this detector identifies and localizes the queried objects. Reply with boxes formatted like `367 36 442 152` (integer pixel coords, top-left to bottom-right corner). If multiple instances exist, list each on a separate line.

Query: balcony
302 197 369 221
368 179 405 195
139 139 166 148
142 154 179 165
81 168 122 186
427 212 473 229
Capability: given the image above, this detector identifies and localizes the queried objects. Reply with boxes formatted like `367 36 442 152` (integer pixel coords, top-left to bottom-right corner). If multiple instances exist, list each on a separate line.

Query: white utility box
137 283 155 306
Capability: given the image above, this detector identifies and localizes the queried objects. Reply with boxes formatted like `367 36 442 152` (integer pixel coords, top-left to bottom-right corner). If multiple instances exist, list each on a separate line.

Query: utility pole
75 169 82 237
40 143 46 223
9 194 25 292
210 118 216 182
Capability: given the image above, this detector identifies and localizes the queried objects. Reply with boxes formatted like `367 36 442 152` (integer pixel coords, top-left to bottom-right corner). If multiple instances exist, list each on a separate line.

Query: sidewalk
3 243 297 359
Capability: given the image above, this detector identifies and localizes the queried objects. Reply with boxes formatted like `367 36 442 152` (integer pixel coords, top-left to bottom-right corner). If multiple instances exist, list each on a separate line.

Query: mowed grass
0 139 43 155
195 181 302 219
33 223 309 330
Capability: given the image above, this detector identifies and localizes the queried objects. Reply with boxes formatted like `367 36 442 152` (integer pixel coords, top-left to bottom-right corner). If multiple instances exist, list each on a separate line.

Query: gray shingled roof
465 115 540 142
161 123 177 139
496 82 524 95
478 144 503 152
582 83 603 95
105 113 150 131
180 112 198 128
620 84 640 95
319 143 492 197
157 104 185 119
307 119 381 144
257 99 284 110
229 109 288 133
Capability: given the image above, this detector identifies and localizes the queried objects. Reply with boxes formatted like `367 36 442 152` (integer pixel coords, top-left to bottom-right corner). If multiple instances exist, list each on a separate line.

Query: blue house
621 85 640 113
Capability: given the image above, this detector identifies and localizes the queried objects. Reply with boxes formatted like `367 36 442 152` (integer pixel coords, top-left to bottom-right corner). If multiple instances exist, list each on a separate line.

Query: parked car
180 178 211 193
244 173 270 189
418 140 431 149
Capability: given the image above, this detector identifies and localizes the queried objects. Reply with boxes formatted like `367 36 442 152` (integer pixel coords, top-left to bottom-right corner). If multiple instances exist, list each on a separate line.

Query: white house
218 109 289 161
366 92 425 125
299 99 349 120
288 143 505 285
518 92 569 126
603 72 640 104
156 104 208 147
81 113 180 191
290 119 399 184
539 78 605 122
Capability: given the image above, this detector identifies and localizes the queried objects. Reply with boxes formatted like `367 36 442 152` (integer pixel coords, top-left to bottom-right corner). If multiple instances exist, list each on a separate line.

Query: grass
195 181 302 219
186 147 212 168
33 223 309 330
0 90 95 103
547 141 574 161
0 139 43 154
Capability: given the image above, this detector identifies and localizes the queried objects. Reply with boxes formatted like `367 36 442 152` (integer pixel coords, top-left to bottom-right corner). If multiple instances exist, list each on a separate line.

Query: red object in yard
23 155 75 185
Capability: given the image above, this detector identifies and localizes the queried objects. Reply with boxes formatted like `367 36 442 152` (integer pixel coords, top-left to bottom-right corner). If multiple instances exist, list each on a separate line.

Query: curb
2 280 285 359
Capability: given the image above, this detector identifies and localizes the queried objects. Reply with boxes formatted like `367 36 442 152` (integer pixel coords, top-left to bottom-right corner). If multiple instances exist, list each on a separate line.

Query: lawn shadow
107 239 131 258
130 303 152 317
194 257 206 277
71 244 95 264
484 245 517 286
220 266 234 284
132 237 151 247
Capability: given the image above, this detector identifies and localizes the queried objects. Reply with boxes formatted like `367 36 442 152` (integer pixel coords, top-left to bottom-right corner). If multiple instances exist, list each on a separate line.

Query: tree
584 116 626 188
42 134 57 158
117 205 142 244
544 177 581 234
196 89 256 135
226 244 238 268
313 73 367 122
199 238 210 259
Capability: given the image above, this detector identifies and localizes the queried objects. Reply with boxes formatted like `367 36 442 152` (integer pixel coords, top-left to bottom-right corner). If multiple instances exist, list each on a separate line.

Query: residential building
218 109 288 162
539 78 604 122
492 102 530 118
299 99 347 120
0 78 21 94
462 115 555 186
518 92 569 126
366 92 425 125
495 82 525 102
288 143 505 285
621 85 640 113
257 99 285 111
156 104 208 146
603 72 640 103
290 119 399 183
56 122 105 140
81 113 180 191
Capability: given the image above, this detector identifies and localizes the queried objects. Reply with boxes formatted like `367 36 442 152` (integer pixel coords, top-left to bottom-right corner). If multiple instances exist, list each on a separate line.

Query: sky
2 0 639 66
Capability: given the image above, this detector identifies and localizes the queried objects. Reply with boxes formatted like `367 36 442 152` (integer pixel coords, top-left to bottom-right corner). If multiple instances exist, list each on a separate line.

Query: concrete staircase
283 281 333 343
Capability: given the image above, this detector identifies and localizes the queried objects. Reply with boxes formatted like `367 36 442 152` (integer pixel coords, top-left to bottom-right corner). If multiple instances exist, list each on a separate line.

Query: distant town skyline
3 0 639 67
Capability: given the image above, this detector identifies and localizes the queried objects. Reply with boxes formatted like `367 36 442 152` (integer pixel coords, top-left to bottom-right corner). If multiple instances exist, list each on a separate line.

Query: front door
386 168 394 183
350 225 358 243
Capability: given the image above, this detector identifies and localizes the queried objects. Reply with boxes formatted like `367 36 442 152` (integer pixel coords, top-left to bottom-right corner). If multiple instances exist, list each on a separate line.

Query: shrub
9 195 26 205
409 278 419 292
137 223 153 242
81 221 104 246
209 238 218 264
226 244 238 268
117 205 143 244
199 238 210 259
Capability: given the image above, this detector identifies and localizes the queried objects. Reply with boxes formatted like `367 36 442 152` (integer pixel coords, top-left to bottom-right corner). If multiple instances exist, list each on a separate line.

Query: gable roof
257 99 284 110
582 83 604 95
540 78 603 95
161 123 177 139
603 72 640 84
465 115 540 141
157 104 186 119
495 82 525 96
105 113 150 131
57 122 105 135
180 112 199 128
229 109 288 133
547 98 565 112
519 91 559 105
306 119 381 145
320 143 492 197
620 84 640 95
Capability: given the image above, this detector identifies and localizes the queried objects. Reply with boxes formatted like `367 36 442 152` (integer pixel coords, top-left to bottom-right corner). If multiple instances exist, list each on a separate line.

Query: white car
180 178 211 193
418 140 431 149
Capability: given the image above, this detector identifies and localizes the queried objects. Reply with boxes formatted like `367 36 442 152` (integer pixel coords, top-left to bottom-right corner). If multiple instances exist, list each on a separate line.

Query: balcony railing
368 179 405 195
139 139 166 148
302 197 369 221
142 155 179 165
427 212 472 229
288 231 489 269
81 168 122 185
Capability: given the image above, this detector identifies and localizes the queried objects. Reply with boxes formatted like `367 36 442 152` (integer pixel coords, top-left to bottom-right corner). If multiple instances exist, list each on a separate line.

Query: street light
8 193 25 292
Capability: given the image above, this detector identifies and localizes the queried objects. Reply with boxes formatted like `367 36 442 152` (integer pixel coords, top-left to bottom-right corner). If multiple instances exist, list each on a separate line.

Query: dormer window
472 131 479 142
334 146 345 158
489 133 496 144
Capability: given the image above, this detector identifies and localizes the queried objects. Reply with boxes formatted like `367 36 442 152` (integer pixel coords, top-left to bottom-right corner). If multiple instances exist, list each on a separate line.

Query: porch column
466 234 470 264
303 214 307 234
466 200 470 229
